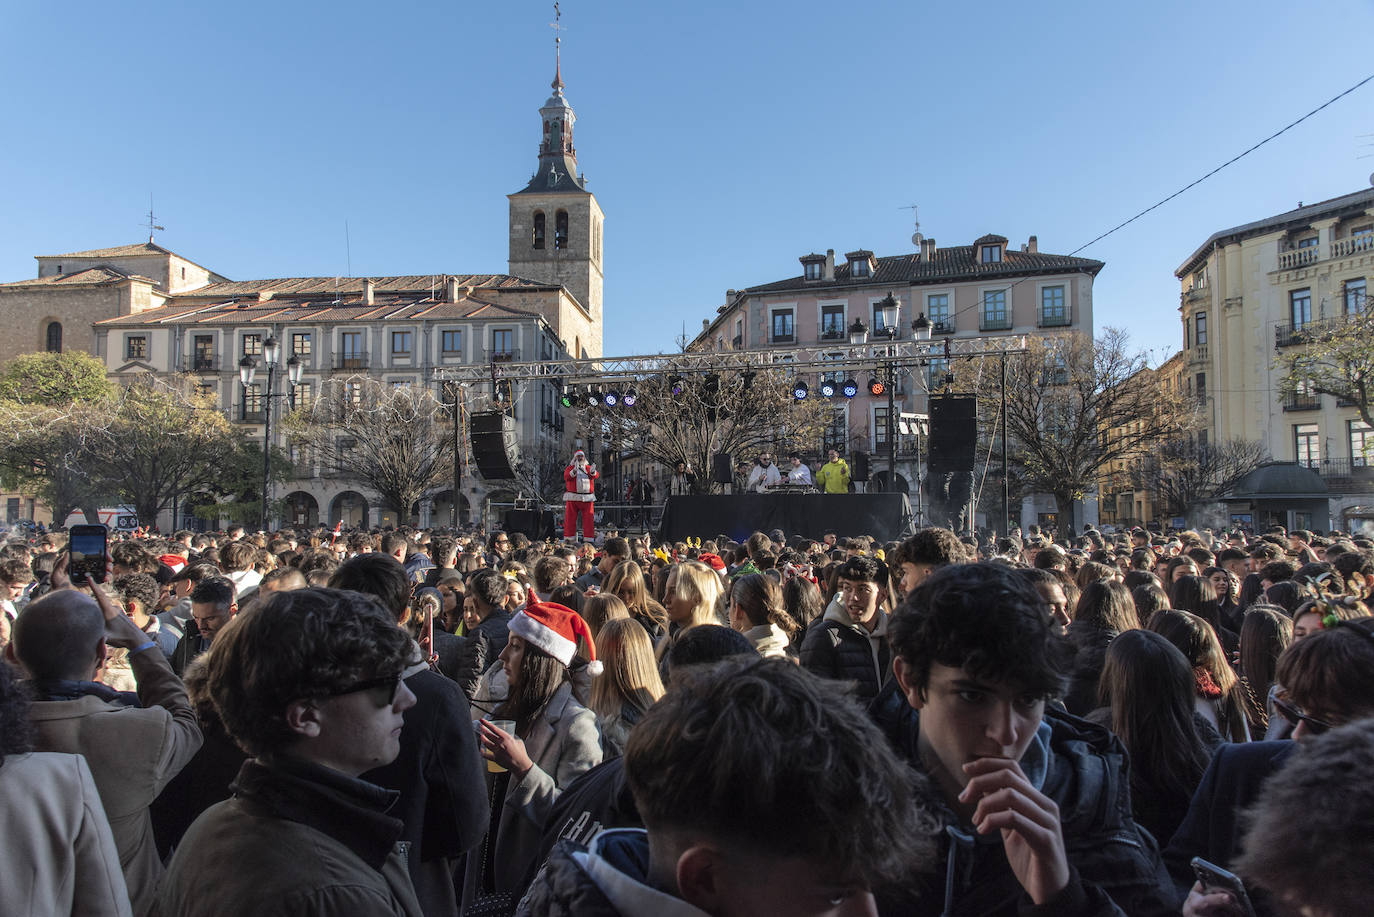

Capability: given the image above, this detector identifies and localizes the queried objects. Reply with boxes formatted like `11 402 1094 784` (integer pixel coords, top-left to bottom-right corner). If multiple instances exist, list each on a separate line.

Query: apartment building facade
691 235 1104 528
1176 186 1374 531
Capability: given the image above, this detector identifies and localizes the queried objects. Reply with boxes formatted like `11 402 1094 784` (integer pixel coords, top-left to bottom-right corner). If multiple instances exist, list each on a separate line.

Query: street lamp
848 318 869 346
909 311 934 521
876 292 899 339
238 335 298 532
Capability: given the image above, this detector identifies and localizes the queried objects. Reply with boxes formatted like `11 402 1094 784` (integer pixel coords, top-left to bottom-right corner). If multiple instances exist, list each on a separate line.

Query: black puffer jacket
798 607 890 704
870 684 1177 917
519 830 650 917
454 610 511 699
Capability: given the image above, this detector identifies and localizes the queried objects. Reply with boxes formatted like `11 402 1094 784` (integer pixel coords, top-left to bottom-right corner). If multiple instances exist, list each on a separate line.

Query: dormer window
804 261 823 280
981 244 1002 263
845 250 875 279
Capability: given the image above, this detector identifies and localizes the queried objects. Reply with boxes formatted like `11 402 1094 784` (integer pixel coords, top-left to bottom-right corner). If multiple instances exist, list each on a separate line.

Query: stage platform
658 493 913 544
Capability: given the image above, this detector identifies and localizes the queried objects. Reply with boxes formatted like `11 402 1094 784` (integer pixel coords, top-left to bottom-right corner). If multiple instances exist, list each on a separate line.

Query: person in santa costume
563 448 598 542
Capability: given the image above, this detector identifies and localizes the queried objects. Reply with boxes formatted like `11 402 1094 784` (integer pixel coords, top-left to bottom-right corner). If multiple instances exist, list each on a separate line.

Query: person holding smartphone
10 551 203 917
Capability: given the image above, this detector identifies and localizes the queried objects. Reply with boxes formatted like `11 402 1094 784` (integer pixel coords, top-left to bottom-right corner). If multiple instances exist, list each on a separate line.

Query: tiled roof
1175 186 1374 277
36 241 172 259
743 246 1104 295
95 291 545 328
184 274 553 299
0 266 148 289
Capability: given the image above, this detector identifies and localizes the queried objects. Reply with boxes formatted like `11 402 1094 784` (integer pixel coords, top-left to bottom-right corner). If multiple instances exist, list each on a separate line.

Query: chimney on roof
702 318 710 331
446 276 460 303
1027 235 1038 254
362 278 375 305
726 289 737 303
824 250 835 281
920 238 936 260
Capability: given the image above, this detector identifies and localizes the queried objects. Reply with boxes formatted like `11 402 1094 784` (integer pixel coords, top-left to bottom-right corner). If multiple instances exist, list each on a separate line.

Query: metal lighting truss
431 334 1030 389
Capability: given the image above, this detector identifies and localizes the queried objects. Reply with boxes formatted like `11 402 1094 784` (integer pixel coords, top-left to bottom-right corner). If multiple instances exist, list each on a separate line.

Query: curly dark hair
328 553 410 623
0 660 34 763
891 562 1072 700
893 527 967 569
201 587 411 757
626 657 936 891
113 572 160 615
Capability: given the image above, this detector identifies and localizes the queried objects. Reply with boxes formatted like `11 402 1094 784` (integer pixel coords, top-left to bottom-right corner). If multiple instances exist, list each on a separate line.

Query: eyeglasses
1272 687 1336 735
327 671 404 707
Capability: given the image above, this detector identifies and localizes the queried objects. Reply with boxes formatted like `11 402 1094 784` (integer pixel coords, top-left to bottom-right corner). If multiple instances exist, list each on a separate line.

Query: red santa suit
563 449 598 540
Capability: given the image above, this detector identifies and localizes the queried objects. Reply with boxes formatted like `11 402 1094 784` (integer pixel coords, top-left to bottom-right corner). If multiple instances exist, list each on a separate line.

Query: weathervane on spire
550 2 565 89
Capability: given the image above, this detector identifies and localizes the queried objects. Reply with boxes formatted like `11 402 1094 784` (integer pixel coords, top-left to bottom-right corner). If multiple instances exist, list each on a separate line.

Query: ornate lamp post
238 335 303 531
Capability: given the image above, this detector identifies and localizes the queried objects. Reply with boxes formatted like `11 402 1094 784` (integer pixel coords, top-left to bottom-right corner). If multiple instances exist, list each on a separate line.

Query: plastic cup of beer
486 719 517 773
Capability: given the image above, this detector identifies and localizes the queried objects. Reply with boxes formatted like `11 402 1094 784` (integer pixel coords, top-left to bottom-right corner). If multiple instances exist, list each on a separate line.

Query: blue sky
2 0 1372 365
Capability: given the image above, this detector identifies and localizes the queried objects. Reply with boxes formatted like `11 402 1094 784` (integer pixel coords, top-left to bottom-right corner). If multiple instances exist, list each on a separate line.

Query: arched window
555 210 569 249
45 321 62 352
532 212 546 250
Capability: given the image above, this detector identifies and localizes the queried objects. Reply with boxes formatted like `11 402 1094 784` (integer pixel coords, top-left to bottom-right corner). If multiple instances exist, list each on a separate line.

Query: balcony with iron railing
1317 457 1374 492
1282 392 1322 411
1275 315 1350 347
1038 312 1071 328
191 355 218 372
818 328 846 343
731 334 743 350
980 314 1012 332
484 347 519 362
333 351 368 371
931 319 956 335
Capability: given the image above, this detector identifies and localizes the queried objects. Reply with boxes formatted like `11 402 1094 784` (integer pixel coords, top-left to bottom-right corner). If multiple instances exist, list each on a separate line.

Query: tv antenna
146 194 165 243
900 203 923 245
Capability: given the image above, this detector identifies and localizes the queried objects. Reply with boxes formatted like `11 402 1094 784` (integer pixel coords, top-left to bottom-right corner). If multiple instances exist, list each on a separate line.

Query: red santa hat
573 449 586 460
697 552 727 573
508 602 603 675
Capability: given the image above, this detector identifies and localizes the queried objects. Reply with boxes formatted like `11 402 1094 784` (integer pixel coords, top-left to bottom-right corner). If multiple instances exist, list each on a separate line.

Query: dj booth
658 492 913 544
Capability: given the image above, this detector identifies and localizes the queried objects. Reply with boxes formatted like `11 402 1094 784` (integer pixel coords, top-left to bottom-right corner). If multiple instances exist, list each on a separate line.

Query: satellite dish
1369 172 1374 187
912 232 925 245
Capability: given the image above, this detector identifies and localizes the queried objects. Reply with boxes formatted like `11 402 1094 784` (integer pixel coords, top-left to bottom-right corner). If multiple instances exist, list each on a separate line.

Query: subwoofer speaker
711 452 734 485
851 451 870 483
928 395 977 474
469 410 519 480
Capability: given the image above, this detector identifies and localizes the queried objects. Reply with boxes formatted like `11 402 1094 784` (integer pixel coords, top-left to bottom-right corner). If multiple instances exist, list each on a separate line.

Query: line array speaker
469 410 519 480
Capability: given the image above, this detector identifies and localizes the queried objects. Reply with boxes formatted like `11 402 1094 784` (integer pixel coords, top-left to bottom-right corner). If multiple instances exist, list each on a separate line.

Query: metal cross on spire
146 194 165 243
550 2 565 89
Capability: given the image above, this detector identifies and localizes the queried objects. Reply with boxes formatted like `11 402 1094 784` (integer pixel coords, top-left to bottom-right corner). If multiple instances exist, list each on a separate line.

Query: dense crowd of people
1 518 1372 916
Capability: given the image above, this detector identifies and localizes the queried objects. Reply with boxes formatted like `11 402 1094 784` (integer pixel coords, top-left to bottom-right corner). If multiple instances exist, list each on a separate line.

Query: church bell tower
507 31 604 358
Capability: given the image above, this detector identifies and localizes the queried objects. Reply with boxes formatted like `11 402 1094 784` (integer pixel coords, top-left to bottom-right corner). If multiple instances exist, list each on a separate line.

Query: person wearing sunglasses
1169 616 1374 917
157 587 423 916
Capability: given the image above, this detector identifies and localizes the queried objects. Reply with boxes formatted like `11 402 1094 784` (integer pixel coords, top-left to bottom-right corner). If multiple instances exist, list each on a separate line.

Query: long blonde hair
604 560 668 631
669 561 722 630
583 593 630 637
590 617 665 720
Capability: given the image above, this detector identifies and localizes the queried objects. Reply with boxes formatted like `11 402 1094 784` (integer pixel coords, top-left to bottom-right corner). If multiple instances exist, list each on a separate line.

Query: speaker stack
469 411 520 480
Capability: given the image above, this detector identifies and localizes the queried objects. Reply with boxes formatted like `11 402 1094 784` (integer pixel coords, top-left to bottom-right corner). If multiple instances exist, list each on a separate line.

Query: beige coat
462 680 601 904
29 648 203 917
0 751 132 917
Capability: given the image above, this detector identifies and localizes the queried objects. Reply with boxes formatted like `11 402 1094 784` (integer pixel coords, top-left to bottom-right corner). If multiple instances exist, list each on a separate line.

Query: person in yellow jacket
815 450 851 494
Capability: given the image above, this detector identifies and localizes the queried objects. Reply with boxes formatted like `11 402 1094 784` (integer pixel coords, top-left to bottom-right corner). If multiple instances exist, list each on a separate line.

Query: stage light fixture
669 375 686 396
842 378 859 399
819 378 837 398
793 380 809 400
603 390 620 407
623 389 638 407
585 386 601 408
868 377 885 396
559 385 574 408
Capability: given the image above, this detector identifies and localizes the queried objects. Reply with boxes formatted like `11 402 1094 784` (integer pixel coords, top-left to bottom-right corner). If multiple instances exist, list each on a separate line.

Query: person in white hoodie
219 541 262 604
728 573 800 660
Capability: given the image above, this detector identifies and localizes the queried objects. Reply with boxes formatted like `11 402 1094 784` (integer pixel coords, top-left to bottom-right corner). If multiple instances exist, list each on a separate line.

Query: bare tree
1275 299 1374 429
284 376 453 522
985 329 1195 528
90 376 241 526
578 365 833 492
1135 437 1270 518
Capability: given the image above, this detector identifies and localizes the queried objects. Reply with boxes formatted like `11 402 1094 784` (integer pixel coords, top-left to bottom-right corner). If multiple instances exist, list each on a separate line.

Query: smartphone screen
69 526 108 584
